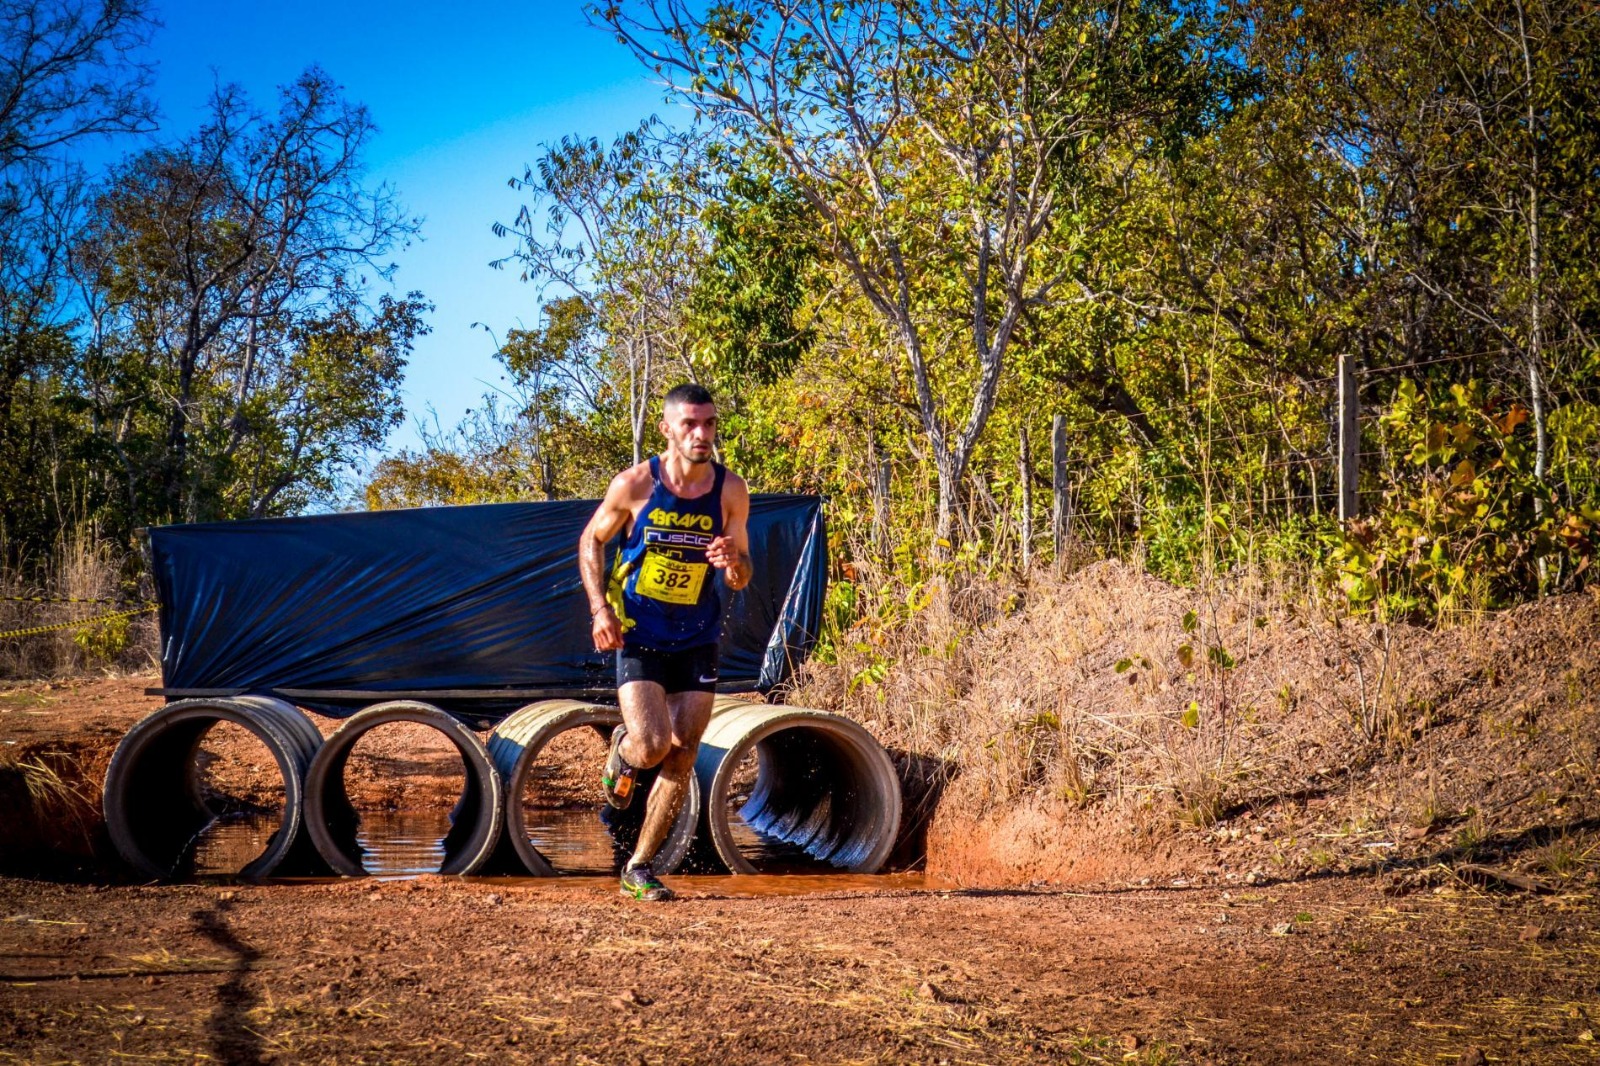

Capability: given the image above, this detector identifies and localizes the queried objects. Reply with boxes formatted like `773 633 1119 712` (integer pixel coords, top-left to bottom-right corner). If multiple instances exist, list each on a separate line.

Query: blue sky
138 0 673 456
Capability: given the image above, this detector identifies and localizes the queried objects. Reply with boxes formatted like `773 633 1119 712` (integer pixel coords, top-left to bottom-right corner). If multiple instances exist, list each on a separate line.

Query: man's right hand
592 605 624 651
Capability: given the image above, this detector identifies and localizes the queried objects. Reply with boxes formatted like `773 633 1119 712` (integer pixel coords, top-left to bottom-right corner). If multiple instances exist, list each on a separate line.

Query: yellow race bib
635 552 709 605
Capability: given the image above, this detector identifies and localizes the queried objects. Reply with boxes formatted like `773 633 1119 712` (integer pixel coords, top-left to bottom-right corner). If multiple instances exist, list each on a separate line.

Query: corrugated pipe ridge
486 700 699 875
303 701 503 876
103 697 323 879
696 697 901 874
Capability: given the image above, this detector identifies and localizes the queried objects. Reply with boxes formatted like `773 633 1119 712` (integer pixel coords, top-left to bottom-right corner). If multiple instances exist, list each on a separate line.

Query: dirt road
3 872 1597 1064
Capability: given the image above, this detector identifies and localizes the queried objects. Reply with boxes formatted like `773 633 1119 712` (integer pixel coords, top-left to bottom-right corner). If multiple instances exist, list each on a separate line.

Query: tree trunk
933 448 960 549
226 283 265 457
1515 0 1550 590
631 332 655 466
167 325 200 524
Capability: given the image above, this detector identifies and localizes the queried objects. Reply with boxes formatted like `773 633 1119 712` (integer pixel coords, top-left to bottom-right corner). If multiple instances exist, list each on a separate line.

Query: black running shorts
616 643 721 694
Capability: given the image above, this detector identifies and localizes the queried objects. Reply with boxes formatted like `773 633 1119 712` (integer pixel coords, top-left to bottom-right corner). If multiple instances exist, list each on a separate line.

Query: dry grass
791 559 1600 883
0 746 105 872
0 532 159 679
793 559 1376 825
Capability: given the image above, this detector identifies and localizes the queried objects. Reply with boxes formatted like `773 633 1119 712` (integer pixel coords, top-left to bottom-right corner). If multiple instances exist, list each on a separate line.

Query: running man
578 382 752 901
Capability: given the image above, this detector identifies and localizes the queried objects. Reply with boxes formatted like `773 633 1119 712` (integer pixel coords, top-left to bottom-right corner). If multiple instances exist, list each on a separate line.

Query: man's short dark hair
664 382 715 410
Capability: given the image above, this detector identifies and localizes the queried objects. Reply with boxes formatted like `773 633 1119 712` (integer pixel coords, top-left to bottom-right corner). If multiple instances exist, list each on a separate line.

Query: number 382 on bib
636 553 709 605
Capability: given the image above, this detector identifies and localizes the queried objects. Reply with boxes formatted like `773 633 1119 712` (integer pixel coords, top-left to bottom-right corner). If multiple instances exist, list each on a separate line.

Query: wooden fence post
1017 425 1030 573
1338 352 1360 523
874 458 892 560
1019 426 1033 571
1052 414 1070 567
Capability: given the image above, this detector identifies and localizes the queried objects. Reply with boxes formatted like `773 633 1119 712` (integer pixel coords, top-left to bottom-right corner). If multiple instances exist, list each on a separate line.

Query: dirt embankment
787 563 1600 893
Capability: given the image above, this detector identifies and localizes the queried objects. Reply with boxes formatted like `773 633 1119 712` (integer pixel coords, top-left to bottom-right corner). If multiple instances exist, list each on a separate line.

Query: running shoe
619 861 675 902
601 724 638 809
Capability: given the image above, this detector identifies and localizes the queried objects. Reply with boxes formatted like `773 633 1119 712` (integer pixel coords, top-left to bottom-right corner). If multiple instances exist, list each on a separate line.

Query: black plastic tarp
147 496 827 724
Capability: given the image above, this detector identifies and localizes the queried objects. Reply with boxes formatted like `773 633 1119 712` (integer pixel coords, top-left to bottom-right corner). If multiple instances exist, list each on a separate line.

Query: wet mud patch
516 724 630 875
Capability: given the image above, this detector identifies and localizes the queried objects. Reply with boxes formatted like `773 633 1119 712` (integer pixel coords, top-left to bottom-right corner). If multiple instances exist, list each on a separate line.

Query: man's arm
706 474 753 591
580 471 641 651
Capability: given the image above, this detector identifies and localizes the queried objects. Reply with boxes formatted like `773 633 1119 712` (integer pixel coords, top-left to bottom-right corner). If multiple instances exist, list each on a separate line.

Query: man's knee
627 725 673 769
658 741 698 777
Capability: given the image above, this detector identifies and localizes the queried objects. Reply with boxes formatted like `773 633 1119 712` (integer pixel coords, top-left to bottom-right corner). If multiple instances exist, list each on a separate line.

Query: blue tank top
608 456 726 651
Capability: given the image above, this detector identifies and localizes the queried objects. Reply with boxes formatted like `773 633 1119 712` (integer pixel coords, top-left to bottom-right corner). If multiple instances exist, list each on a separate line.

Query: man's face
661 401 717 464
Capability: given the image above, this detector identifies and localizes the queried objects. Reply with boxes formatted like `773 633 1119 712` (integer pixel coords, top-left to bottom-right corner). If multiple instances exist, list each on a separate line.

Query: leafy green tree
0 0 156 559
1410 0 1600 515
494 121 708 465
493 294 636 496
62 69 424 530
688 165 817 387
596 0 1224 545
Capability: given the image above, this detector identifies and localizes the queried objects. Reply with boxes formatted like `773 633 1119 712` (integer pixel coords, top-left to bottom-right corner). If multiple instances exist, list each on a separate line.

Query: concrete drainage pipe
486 700 699 876
304 701 503 876
103 697 322 879
695 697 901 874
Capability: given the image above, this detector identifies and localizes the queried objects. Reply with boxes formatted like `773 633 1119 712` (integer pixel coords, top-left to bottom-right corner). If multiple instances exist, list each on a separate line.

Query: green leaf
1181 700 1200 729
1176 643 1194 668
1114 657 1134 673
1181 610 1198 634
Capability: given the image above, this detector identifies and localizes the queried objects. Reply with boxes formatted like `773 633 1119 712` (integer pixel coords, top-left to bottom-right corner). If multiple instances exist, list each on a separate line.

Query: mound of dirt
0 739 109 876
795 562 1600 890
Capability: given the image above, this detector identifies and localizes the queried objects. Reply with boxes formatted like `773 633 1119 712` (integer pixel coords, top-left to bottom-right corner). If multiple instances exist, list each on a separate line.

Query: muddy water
188 810 452 878
525 804 840 875
190 806 870 880
524 806 628 874
189 812 283 876
358 810 451 879
725 812 834 873
463 871 939 897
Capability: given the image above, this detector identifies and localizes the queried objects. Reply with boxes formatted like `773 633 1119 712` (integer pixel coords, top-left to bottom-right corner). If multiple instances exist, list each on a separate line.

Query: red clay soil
3 584 1600 1066
2 872 1597 1064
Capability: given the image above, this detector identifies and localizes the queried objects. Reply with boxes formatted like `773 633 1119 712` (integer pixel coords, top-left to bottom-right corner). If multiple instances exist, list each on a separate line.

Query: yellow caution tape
0 604 157 641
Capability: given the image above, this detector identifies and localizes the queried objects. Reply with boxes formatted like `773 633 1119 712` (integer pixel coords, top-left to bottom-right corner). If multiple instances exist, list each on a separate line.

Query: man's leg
616 679 673 770
629 689 713 869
